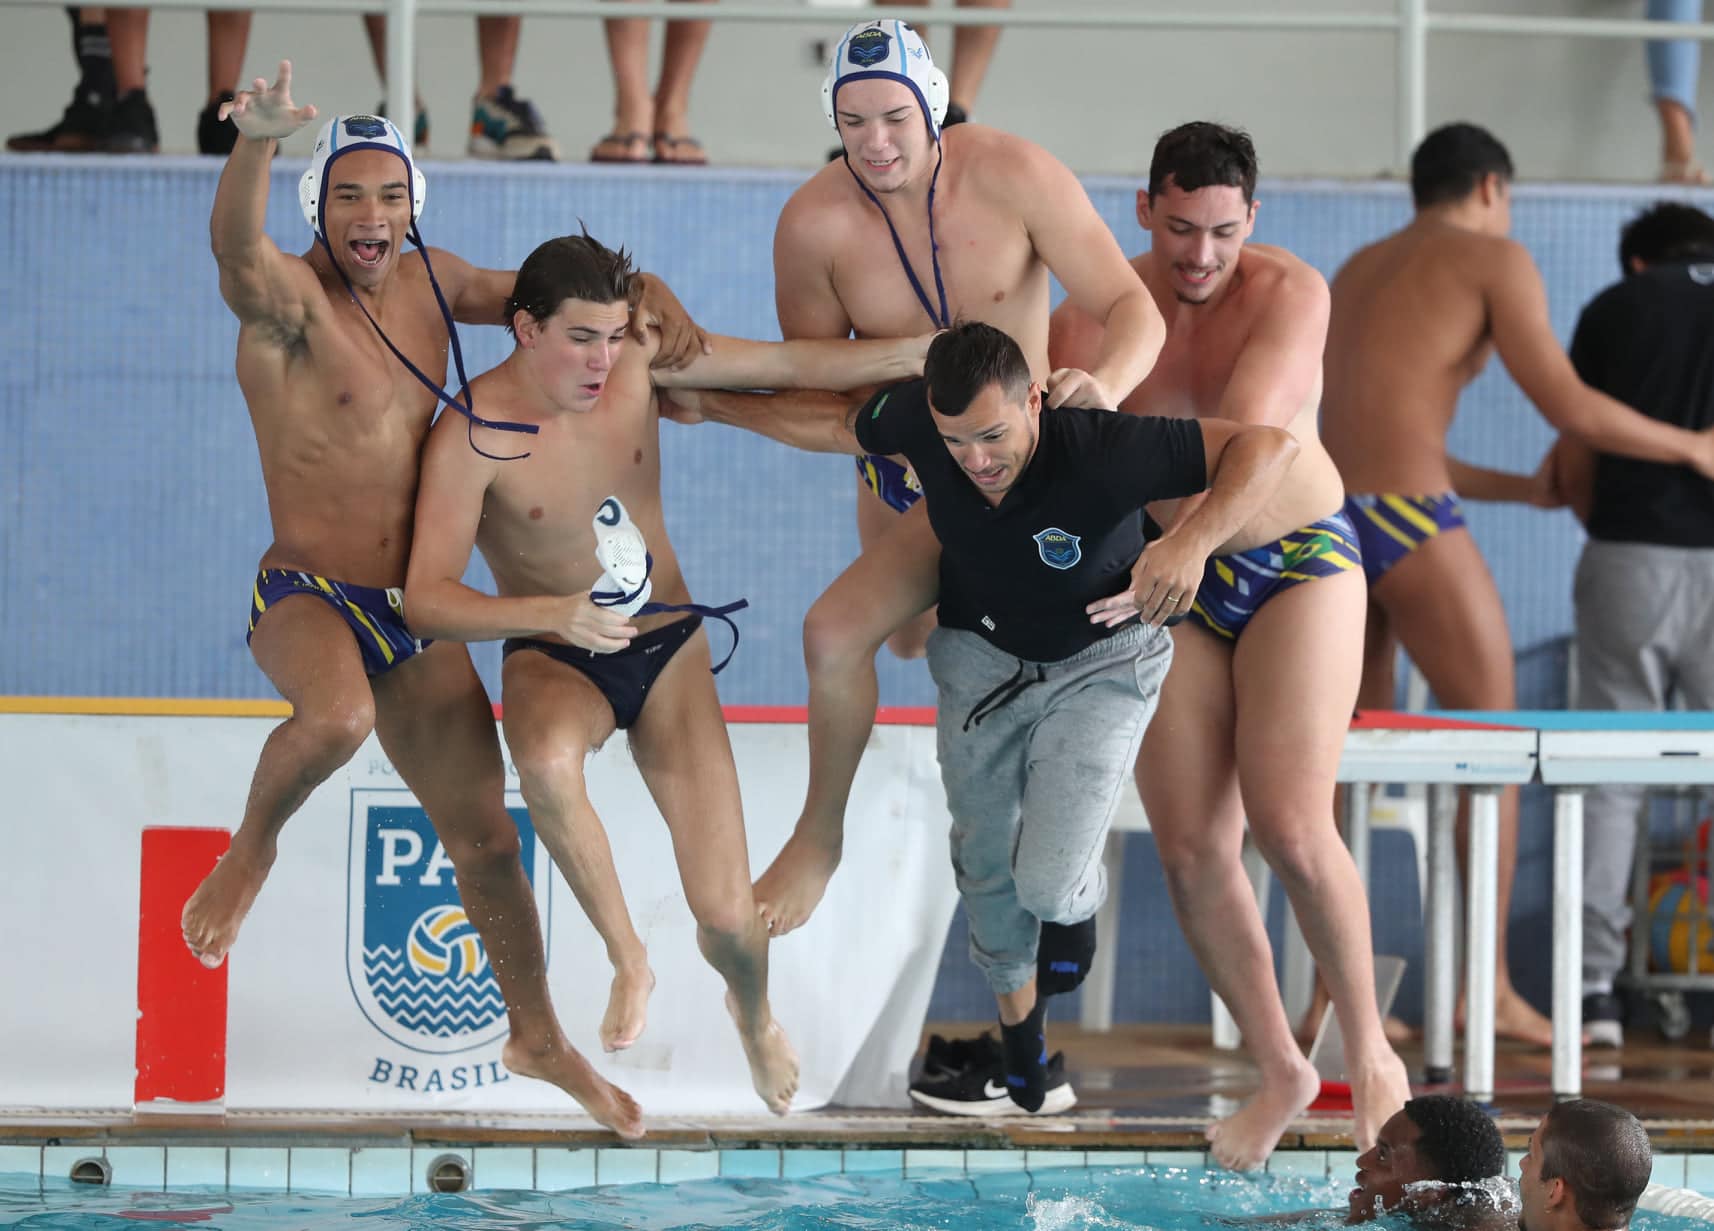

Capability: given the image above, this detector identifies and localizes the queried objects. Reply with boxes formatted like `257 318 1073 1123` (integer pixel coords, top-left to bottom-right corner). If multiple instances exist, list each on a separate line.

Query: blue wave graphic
364 945 506 1037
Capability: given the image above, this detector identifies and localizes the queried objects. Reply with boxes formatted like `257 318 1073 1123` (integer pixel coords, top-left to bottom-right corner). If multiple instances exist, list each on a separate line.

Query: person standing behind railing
1648 0 1709 183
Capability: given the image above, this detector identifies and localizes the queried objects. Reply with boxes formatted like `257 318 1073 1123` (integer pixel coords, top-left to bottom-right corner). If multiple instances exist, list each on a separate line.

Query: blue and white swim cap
298 114 426 237
821 20 950 139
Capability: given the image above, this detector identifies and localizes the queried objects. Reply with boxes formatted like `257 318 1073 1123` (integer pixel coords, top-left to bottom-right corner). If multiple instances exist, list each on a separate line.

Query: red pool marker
135 827 230 1106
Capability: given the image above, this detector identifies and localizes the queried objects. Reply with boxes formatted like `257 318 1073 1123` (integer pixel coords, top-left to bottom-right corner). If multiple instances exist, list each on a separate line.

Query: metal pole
1464 786 1501 1104
1398 0 1427 173
1424 784 1457 1084
1551 789 1585 1099
386 0 417 149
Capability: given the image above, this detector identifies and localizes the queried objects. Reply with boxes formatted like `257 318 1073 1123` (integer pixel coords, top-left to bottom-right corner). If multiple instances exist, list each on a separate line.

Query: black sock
71 11 115 105
1037 917 1097 997
998 999 1048 1112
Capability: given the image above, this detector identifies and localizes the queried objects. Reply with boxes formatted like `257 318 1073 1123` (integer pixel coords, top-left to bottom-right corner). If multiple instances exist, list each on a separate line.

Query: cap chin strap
314 221 540 461
588 554 749 675
842 141 951 330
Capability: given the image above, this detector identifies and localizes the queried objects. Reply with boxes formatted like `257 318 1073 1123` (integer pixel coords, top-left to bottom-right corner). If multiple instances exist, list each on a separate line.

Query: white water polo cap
298 114 426 236
822 20 949 138
590 497 653 617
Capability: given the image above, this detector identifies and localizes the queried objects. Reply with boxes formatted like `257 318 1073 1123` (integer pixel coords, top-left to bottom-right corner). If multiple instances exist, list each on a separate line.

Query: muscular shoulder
1238 244 1328 315
953 124 1074 198
777 166 862 256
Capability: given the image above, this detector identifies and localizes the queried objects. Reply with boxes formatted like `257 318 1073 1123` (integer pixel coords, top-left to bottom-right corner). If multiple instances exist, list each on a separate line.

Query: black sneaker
921 1030 1001 1078
197 91 237 155
104 89 159 154
6 84 110 152
941 101 969 128
1583 991 1624 1049
908 1047 1076 1117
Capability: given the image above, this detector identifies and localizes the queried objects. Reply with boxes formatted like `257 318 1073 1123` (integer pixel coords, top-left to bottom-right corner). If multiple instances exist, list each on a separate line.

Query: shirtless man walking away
182 65 702 1137
404 231 928 1116
1050 122 1411 1170
1322 122 1714 1048
753 18 1165 936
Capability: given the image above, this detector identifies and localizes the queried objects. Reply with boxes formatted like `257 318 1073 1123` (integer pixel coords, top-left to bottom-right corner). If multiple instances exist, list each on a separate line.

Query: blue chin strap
840 116 951 330
314 218 539 461
588 551 750 675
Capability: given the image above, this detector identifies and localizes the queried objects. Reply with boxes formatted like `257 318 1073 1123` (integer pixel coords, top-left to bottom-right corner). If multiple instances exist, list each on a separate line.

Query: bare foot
1205 1057 1319 1173
1458 987 1566 1049
753 826 841 937
1348 1048 1412 1153
180 846 273 969
726 992 800 1115
503 1034 644 1139
600 962 655 1053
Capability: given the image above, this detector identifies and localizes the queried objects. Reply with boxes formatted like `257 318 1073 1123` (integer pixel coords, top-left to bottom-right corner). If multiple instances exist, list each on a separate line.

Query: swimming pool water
0 1165 1706 1231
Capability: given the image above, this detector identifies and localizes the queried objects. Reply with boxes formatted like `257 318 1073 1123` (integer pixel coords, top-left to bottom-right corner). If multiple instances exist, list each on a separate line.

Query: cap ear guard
821 20 950 137
298 114 427 235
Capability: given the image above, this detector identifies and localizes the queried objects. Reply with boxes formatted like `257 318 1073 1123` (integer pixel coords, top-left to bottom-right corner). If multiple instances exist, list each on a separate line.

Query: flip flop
652 133 707 166
590 131 650 163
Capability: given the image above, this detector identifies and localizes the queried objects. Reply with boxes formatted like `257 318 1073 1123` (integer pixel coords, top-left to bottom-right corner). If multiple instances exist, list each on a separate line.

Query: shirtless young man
181 65 703 1138
752 18 1165 935
1049 122 1411 1170
403 231 929 1117
1321 122 1714 1048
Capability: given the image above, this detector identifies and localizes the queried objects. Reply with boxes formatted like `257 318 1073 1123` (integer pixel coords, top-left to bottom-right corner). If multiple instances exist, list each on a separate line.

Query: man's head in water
823 20 948 197
506 229 636 413
1518 1100 1652 1231
299 114 424 292
1139 122 1259 307
1348 1096 1507 1224
1409 122 1514 237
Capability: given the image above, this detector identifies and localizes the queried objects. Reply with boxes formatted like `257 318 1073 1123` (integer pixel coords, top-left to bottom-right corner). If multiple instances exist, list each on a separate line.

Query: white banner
0 714 957 1118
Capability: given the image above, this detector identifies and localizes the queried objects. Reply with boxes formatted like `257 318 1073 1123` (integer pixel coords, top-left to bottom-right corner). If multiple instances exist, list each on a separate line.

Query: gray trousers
1575 538 1714 993
925 623 1174 995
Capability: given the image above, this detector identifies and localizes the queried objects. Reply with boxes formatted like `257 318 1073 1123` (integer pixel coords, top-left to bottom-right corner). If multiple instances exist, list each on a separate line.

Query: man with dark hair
656 319 1298 1120
404 230 929 1120
1050 120 1411 1170
1321 123 1714 1050
1519 1100 1653 1231
1346 1095 1509 1225
1538 202 1714 1049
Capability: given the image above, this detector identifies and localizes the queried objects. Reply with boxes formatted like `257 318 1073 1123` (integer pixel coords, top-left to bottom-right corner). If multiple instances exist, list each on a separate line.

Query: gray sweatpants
1575 538 1714 993
925 622 1174 995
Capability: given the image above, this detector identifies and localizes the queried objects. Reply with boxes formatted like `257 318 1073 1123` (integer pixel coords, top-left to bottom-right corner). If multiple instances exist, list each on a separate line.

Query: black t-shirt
1569 262 1714 546
854 379 1208 662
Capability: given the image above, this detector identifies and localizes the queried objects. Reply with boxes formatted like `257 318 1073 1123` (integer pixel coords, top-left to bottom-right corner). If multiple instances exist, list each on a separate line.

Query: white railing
8 0 1714 171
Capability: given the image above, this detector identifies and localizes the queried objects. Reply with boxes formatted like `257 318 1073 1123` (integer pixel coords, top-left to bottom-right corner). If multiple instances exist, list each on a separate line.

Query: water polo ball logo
407 906 488 980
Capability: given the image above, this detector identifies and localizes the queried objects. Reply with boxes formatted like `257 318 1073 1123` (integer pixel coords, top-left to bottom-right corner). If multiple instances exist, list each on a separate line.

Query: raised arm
1488 241 1714 476
651 333 928 393
403 417 637 651
1019 142 1165 407
658 387 868 456
209 61 323 334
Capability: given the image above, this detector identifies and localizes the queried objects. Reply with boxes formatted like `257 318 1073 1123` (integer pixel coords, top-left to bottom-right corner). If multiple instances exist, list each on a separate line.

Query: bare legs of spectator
591 0 713 165
892 0 1011 123
1648 0 1709 182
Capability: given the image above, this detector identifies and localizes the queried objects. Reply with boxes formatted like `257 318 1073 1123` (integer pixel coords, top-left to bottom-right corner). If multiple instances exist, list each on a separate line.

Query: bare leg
594 0 653 160
106 6 146 93
948 0 1009 114
205 10 250 100
1659 98 1703 176
1138 624 1319 1172
475 15 520 98
374 642 642 1138
753 499 939 936
631 625 799 1114
181 596 376 968
651 0 711 161
362 13 386 81
857 481 937 660
502 651 655 1055
1371 528 1554 1048
1231 572 1411 1154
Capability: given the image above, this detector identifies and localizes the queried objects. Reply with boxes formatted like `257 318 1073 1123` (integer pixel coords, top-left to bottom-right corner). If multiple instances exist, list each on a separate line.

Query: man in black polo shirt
1549 203 1714 1049
663 320 1296 1110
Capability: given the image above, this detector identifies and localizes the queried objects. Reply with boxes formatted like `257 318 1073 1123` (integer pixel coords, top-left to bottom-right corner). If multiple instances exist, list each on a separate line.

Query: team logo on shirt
1032 527 1082 570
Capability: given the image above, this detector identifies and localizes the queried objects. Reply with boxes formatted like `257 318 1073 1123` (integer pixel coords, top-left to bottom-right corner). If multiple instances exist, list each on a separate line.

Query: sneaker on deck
908 1046 1076 1117
1583 991 1624 1049
7 84 110 152
468 86 558 161
197 91 237 156
103 89 158 154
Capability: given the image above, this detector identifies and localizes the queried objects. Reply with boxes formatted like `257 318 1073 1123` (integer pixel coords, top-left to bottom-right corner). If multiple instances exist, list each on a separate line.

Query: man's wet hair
924 320 1031 417
1618 202 1714 272
1404 1095 1507 1185
1148 121 1258 204
506 225 635 336
1410 123 1514 209
1540 1100 1652 1230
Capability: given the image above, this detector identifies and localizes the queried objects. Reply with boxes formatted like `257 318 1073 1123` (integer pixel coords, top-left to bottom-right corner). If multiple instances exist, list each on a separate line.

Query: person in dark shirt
1553 202 1714 1049
660 320 1297 1112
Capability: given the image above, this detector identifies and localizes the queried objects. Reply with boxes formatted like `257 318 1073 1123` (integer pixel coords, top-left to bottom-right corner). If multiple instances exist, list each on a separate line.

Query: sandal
652 132 707 166
590 131 650 163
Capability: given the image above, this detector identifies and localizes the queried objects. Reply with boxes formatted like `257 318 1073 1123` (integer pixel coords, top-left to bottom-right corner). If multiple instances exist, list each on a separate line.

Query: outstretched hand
222 59 319 141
